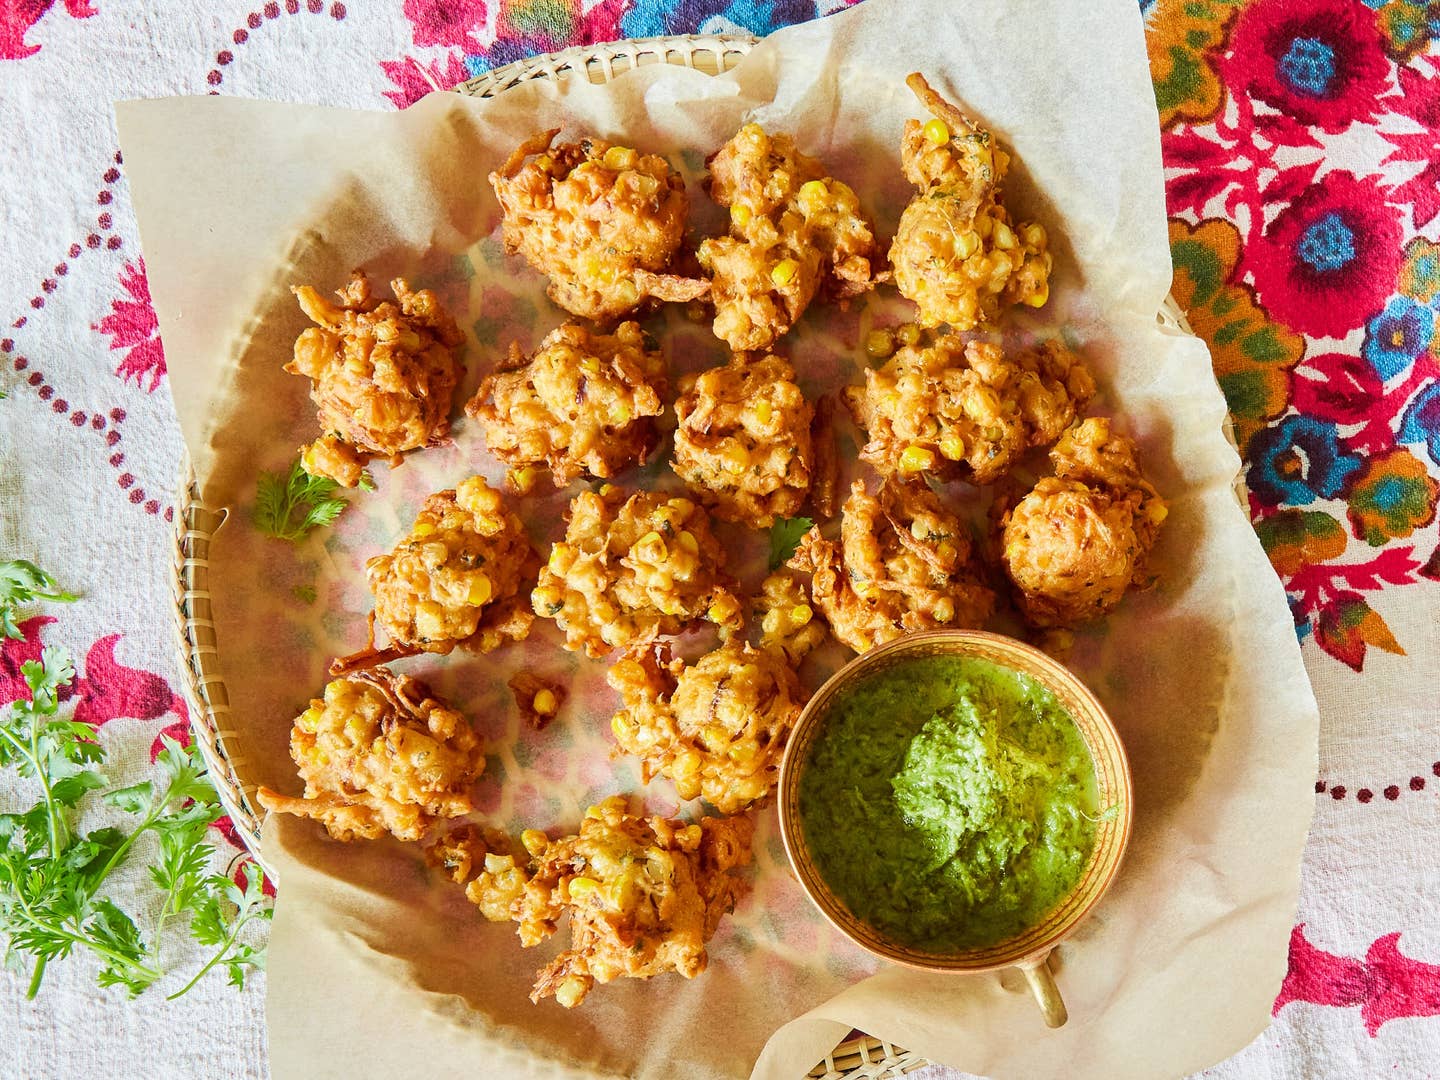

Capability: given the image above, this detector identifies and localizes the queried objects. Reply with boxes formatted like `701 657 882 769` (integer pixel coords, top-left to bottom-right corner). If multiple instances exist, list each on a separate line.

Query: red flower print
401 0 486 50
0 616 55 707
71 634 187 729
1247 172 1403 340
94 258 166 392
1382 58 1440 230
1224 0 1389 134
0 0 96 61
380 51 473 108
1276 925 1440 1036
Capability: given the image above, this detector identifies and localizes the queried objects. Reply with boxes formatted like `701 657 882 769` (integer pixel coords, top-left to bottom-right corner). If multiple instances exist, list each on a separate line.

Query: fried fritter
256 668 482 842
699 123 881 351
844 331 1095 486
789 479 994 653
466 321 668 493
286 272 465 488
671 353 816 527
890 73 1053 330
999 417 1167 628
490 130 708 321
756 570 828 665
508 672 566 731
532 487 744 657
443 796 752 1007
333 478 539 674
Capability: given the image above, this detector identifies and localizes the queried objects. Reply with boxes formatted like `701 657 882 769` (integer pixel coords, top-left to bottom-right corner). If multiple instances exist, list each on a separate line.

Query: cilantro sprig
767 517 814 571
0 569 270 999
254 458 358 542
1 560 79 639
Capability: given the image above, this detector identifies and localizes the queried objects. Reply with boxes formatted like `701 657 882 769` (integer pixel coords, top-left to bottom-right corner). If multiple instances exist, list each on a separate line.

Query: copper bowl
777 630 1133 1027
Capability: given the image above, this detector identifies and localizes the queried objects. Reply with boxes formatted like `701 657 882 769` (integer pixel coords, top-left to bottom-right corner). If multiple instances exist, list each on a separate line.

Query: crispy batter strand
467 321 668 492
998 417 1167 628
257 668 483 841
286 271 464 487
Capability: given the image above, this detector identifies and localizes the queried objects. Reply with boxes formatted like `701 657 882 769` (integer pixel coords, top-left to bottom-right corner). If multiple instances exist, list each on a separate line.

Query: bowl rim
776 628 1134 975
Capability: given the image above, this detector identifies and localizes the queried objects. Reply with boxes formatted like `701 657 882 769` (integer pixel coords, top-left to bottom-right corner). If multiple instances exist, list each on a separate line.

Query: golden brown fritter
445 796 752 1007
490 130 708 321
699 123 881 351
466 321 668 493
844 331 1095 486
608 634 808 815
755 570 828 665
889 73 1053 330
508 672 566 731
999 417 1167 628
256 668 483 842
671 353 816 527
286 272 465 487
334 478 539 674
789 479 994 653
532 487 744 658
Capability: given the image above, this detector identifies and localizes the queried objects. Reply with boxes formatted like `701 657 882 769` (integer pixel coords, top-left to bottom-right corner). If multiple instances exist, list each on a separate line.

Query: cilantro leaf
767 517 814 571
0 561 79 639
254 458 356 543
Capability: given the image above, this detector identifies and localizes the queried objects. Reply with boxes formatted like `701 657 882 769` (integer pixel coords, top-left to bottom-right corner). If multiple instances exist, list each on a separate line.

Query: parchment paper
115 0 1320 1076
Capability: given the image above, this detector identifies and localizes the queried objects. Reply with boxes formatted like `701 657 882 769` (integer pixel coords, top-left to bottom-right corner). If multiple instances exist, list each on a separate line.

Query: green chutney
797 655 1099 953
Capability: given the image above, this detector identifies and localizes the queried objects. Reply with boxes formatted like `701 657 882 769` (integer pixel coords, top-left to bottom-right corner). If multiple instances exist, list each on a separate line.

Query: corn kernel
673 750 702 777
790 604 812 625
722 443 749 474
1146 501 1169 524
975 213 994 239
508 465 539 494
899 445 936 474
532 585 564 612
771 258 800 287
897 323 922 347
555 976 588 1009
521 829 549 856
754 399 773 424
953 230 980 259
483 852 513 873
411 522 436 537
1023 281 1050 308
923 118 950 144
865 329 895 360
635 530 667 560
615 279 640 306
676 530 699 556
1021 222 1047 248
532 689 557 716
761 609 781 636
467 575 493 607
609 402 632 425
534 153 554 172
730 202 752 229
581 356 602 375
936 540 958 565
611 714 631 741
297 706 322 732
934 598 955 623
993 221 1017 250
567 876 599 898
940 434 967 461
708 595 740 625
602 145 636 171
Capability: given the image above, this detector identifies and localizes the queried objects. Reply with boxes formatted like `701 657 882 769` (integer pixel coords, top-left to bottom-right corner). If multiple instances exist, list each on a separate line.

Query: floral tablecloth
1 1 1437 1077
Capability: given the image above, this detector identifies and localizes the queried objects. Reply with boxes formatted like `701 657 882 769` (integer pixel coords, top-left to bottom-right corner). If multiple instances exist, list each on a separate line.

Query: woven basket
169 31 937 1079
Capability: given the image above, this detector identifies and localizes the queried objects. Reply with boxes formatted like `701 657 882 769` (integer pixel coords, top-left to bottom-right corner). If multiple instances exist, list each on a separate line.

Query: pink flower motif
1382 58 1440 230
0 0 96 61
1224 0 1389 134
1275 924 1440 1036
72 634 187 728
94 258 167 392
0 616 54 707
402 0 486 50
1247 172 1403 340
380 50 473 109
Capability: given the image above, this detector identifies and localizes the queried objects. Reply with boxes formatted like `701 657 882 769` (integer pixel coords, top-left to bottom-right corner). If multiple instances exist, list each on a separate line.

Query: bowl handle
1018 952 1068 1028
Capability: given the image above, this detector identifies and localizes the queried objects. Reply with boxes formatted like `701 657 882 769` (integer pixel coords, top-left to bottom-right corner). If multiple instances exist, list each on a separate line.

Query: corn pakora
699 123 881 351
466 321 668 493
999 417 1166 628
439 796 752 1007
671 353 817 528
285 271 465 488
790 479 994 653
890 73 1053 330
256 667 483 842
333 477 539 675
490 130 708 321
844 331 1095 486
532 487 744 657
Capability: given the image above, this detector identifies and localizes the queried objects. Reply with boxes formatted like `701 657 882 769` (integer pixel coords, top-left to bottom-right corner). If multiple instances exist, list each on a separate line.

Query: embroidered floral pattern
94 258 167 392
